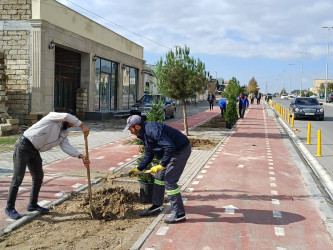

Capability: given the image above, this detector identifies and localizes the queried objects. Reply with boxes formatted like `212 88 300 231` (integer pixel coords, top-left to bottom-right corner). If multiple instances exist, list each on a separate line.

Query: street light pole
288 64 295 94
300 51 307 97
322 26 333 102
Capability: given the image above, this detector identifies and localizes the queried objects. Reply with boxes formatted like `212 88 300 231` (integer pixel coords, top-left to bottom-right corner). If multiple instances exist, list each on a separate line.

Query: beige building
310 79 332 95
0 0 145 123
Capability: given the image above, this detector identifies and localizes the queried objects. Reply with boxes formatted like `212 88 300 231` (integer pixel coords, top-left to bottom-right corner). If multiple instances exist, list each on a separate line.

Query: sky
56 0 333 94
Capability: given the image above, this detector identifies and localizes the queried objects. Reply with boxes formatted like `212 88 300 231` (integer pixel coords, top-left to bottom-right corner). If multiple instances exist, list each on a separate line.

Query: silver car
130 94 176 120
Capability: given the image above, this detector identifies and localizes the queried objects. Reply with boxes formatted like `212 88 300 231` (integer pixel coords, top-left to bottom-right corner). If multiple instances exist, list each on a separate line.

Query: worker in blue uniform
124 115 191 224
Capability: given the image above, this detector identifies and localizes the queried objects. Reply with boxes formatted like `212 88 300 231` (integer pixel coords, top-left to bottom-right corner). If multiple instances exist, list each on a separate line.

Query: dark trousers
7 137 43 209
208 101 214 110
220 108 226 117
239 108 245 119
257 98 261 104
152 143 191 216
251 98 254 104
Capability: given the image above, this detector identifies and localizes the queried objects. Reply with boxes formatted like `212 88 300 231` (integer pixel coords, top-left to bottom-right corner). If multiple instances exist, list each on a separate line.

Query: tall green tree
154 46 208 135
246 77 260 94
224 77 240 125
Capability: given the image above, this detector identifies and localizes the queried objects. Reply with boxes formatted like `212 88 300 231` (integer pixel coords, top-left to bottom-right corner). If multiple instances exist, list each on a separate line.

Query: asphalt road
272 97 333 178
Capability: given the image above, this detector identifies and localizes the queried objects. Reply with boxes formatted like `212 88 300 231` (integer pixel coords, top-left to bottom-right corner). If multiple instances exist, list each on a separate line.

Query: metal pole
300 51 307 97
322 26 333 102
288 64 294 94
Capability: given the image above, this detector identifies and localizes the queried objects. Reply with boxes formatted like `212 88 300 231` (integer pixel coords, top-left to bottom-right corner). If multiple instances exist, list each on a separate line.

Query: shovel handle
84 136 93 203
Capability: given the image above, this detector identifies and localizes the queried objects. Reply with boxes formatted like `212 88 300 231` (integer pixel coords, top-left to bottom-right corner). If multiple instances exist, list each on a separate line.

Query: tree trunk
182 99 188 135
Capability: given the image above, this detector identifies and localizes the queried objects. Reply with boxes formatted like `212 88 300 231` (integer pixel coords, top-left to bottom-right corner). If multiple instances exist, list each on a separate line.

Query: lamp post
300 51 307 97
282 70 286 93
288 64 295 94
322 26 333 102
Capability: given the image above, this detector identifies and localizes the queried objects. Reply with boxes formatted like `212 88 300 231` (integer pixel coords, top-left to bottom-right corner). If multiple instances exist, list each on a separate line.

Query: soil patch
188 138 219 150
198 115 226 128
0 180 155 250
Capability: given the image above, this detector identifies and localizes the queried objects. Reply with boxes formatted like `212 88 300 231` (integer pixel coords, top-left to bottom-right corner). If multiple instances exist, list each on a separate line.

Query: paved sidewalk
0 101 220 234
139 102 333 250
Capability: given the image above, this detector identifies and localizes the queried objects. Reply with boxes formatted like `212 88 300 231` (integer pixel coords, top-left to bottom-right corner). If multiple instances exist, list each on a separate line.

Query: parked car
327 93 333 103
130 94 176 120
289 97 324 120
289 94 296 99
280 94 288 99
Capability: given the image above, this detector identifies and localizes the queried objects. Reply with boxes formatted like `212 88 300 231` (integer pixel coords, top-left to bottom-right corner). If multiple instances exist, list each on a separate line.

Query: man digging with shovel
125 115 191 224
5 111 90 220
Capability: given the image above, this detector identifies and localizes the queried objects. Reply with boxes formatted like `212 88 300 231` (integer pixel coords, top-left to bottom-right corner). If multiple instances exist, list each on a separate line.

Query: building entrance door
54 47 81 112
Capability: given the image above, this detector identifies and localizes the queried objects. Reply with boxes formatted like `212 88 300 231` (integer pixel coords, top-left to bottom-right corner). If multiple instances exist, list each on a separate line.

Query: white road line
108 167 116 171
276 247 286 250
271 190 278 195
192 181 200 185
237 164 245 168
18 187 28 192
71 183 83 189
268 159 273 162
269 162 274 165
201 170 207 174
117 162 124 165
207 161 213 165
273 211 282 218
156 226 169 235
274 227 285 236
126 158 132 161
269 167 274 170
211 158 216 161
187 188 194 192
270 177 276 181
269 172 275 175
95 156 105 159
272 199 280 205
270 183 277 187
204 165 210 169
197 175 204 179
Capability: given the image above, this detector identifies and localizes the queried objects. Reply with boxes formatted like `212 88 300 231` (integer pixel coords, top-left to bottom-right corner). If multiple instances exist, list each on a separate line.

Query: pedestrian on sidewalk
207 92 216 110
5 111 90 220
250 93 255 104
257 92 261 104
125 115 191 224
218 96 227 117
237 93 249 119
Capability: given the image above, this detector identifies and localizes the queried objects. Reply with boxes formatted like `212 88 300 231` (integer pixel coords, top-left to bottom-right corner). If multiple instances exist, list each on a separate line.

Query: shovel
84 135 99 219
107 170 152 180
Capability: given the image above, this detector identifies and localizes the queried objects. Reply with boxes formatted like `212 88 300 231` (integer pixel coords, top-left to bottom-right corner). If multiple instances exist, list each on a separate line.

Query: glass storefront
94 58 118 111
122 66 138 109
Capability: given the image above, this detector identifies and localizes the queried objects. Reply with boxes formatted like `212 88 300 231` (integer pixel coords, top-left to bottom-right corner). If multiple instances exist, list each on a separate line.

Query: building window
122 66 138 109
94 58 118 111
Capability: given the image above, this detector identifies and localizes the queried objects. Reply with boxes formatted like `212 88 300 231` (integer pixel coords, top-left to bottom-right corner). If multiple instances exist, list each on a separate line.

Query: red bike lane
141 104 333 249
0 109 219 233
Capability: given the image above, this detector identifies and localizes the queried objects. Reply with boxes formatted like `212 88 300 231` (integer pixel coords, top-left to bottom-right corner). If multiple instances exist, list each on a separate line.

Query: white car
280 94 288 99
289 94 296 98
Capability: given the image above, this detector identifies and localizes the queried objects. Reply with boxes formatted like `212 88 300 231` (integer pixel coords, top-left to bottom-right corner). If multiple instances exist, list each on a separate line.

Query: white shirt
23 112 82 157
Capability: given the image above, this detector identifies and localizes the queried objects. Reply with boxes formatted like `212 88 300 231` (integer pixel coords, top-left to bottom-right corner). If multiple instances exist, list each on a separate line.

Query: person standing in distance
5 111 90 220
207 92 216 110
125 115 191 224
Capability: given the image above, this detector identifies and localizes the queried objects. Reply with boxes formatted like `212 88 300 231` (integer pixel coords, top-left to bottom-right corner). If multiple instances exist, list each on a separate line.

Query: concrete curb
130 116 238 250
268 104 333 200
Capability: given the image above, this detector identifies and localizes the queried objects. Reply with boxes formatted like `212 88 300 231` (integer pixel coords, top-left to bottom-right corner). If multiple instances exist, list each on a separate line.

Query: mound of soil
198 115 226 128
84 187 141 221
189 138 219 150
